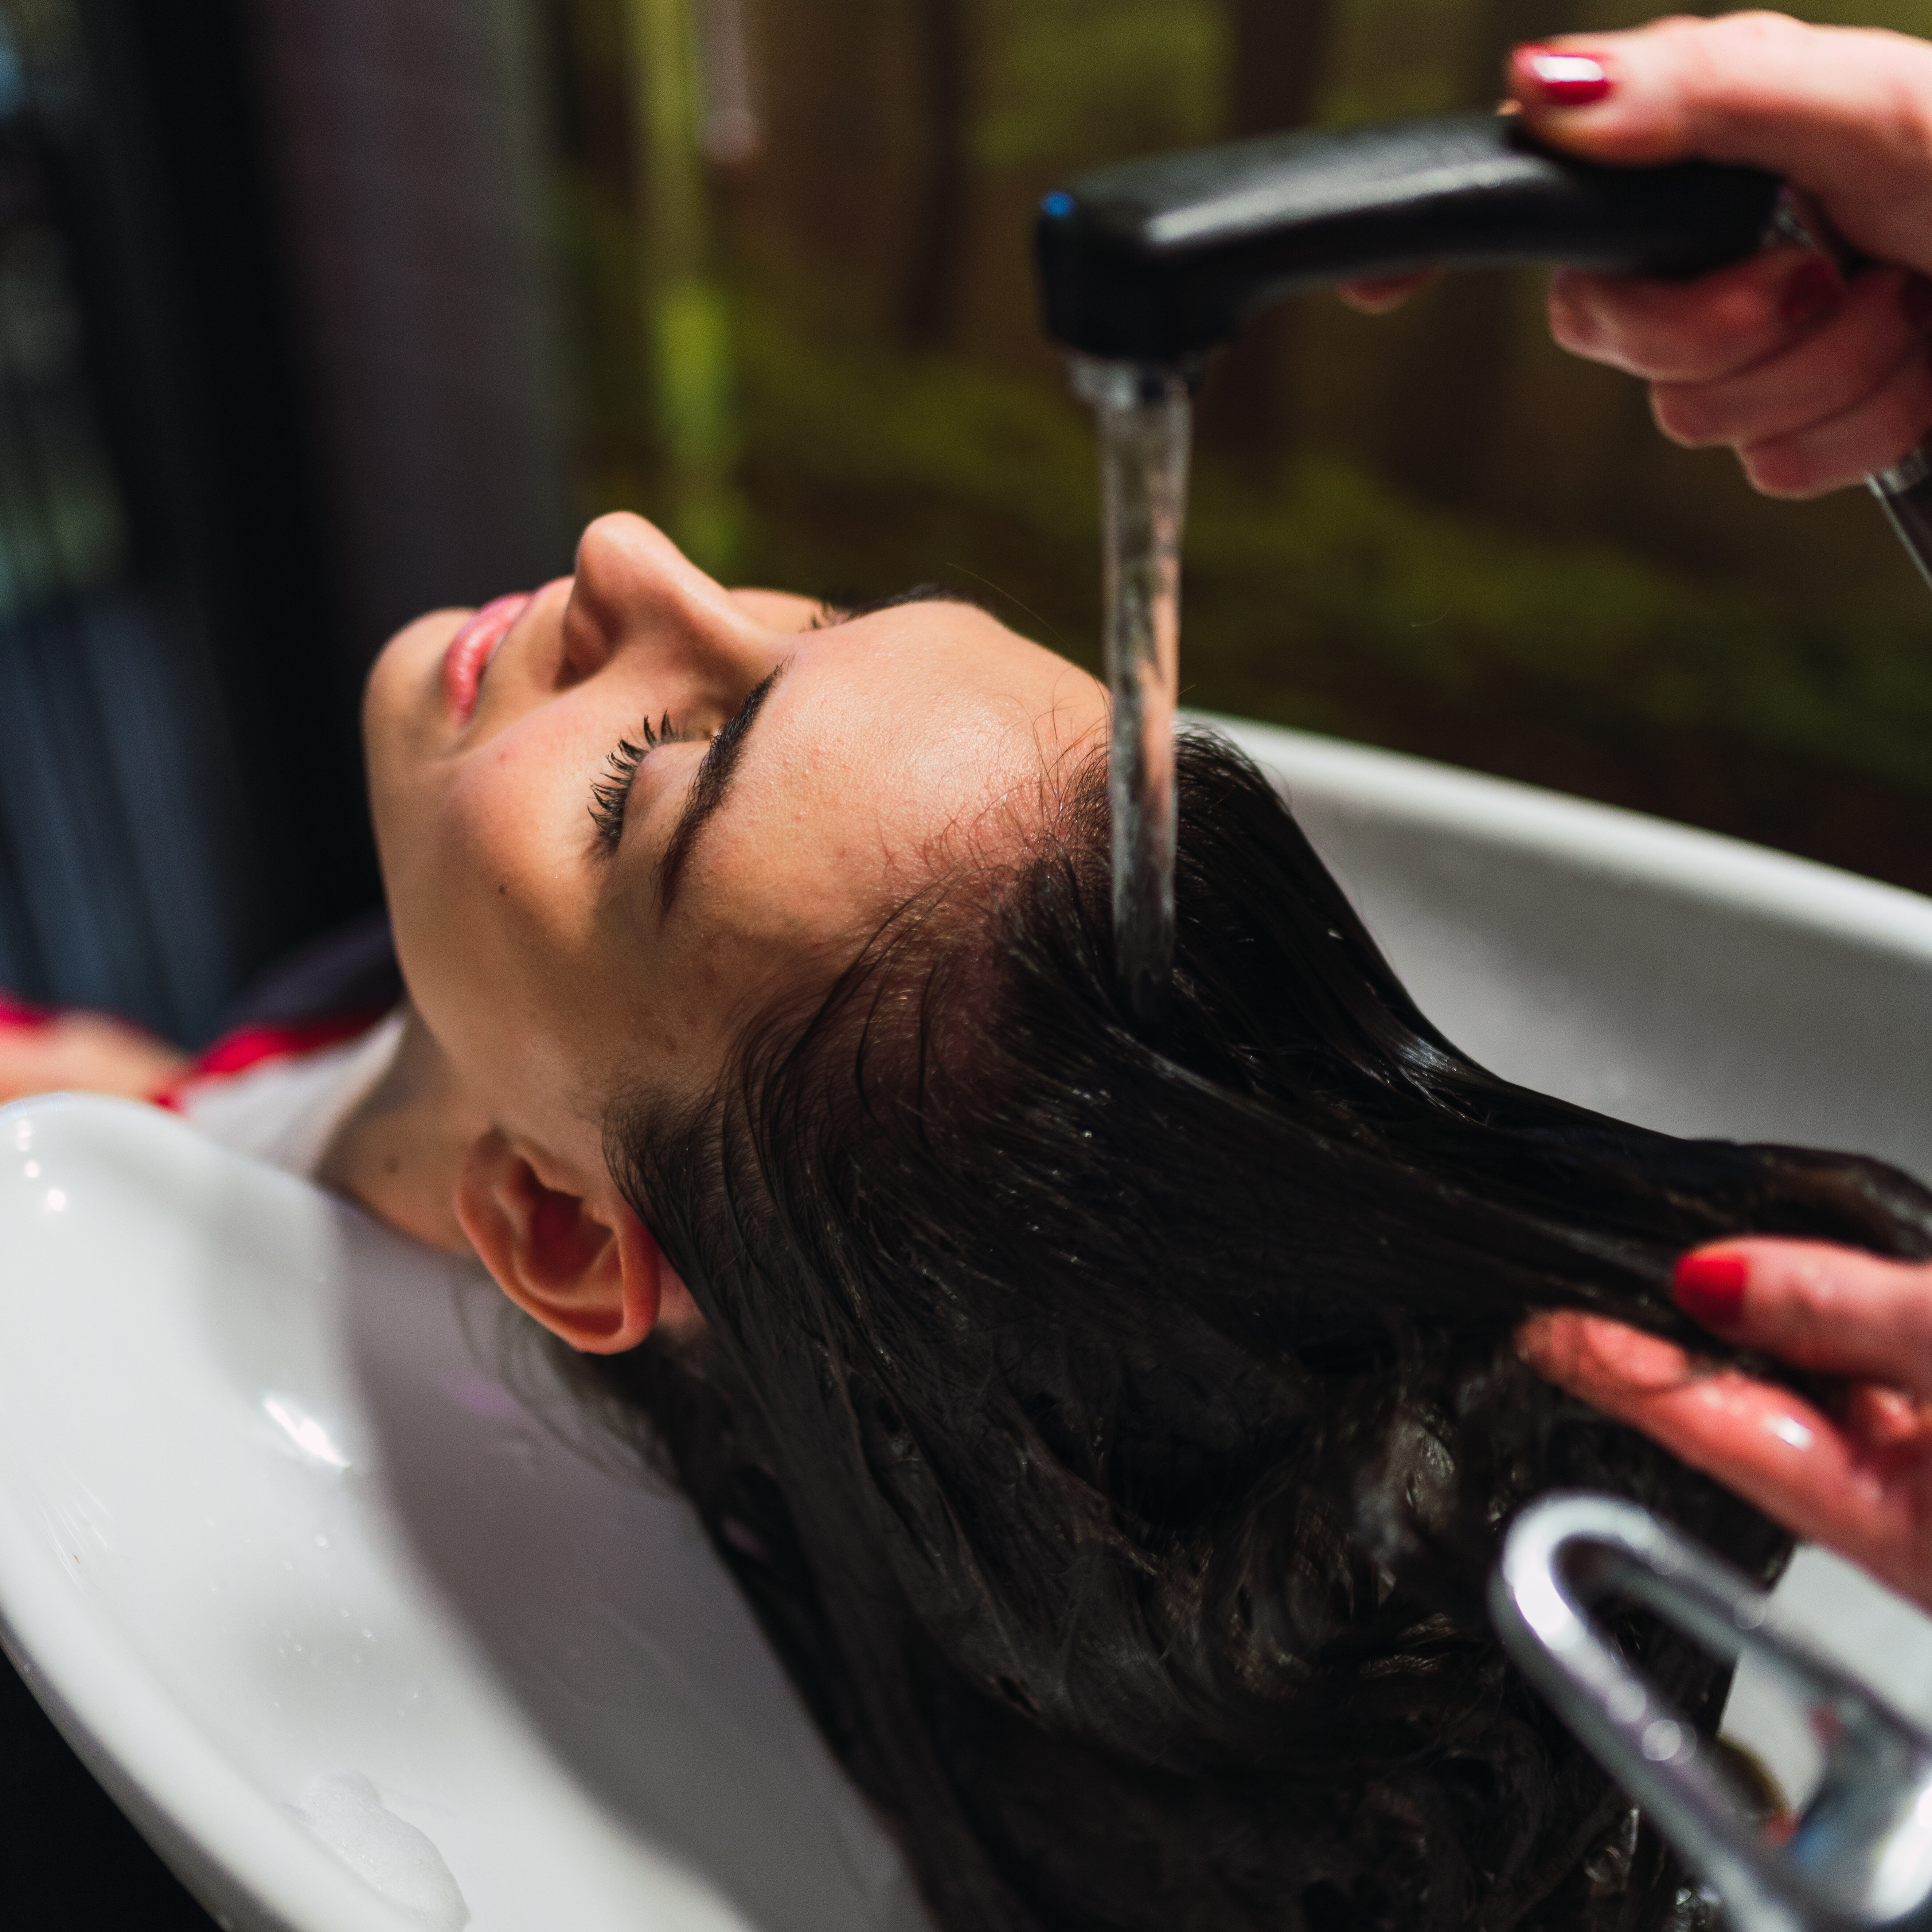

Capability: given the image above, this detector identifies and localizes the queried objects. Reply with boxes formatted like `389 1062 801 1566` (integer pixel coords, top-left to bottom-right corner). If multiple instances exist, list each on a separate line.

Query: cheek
389 734 593 1035
440 745 590 957
443 752 532 891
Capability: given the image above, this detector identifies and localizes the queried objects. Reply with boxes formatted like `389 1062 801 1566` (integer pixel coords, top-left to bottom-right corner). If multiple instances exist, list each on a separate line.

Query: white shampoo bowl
3 720 1931 1931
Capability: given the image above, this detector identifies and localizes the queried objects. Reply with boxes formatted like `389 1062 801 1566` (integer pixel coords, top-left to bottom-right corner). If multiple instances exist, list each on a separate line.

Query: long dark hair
583 730 1932 1932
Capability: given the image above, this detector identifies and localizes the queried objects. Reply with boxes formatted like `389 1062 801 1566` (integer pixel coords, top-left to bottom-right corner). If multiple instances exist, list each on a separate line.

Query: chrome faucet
1493 1493 1932 1932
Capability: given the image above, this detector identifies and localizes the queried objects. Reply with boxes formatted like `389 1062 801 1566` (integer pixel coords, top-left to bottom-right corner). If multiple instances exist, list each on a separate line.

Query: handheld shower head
1036 113 1780 367
1035 112 1932 1015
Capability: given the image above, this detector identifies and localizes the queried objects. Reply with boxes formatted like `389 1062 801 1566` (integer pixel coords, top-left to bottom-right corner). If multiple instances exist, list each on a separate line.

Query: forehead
655 601 1101 959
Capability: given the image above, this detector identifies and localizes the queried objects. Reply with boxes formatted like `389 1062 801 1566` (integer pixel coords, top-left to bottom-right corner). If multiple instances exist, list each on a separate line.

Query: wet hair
580 729 1932 1932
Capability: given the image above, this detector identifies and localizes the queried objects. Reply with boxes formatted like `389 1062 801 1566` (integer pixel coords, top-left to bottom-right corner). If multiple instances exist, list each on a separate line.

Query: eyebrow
656 664 786 913
813 582 992 626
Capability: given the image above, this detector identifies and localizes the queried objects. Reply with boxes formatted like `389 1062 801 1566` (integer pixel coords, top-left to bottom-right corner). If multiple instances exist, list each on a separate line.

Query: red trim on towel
0 993 53 1030
149 1010 389 1112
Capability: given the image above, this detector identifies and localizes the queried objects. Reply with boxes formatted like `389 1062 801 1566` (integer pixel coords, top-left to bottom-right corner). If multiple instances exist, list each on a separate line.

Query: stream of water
1071 356 1193 1019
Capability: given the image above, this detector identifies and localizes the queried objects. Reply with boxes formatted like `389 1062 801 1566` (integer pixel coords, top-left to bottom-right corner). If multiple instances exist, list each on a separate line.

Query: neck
316 1004 485 1254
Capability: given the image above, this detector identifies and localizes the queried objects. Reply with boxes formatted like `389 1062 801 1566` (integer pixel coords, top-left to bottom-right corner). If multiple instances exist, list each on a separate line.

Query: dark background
1 0 1928 1922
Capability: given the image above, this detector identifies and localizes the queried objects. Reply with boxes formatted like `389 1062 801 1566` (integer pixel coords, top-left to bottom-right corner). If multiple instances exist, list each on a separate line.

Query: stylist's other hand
1514 12 1932 497
1523 1242 1932 1611
0 999 187 1104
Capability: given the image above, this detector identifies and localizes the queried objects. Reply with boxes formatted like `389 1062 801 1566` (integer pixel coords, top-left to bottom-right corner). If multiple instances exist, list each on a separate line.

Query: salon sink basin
0 1097 924 1932
1220 716 1932 1172
3 720 1932 1932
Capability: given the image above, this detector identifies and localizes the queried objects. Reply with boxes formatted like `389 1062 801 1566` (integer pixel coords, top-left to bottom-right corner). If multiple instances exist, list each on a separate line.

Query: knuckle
1739 441 1834 498
1725 12 1804 47
1781 1250 1932 1362
1705 276 1787 346
1650 383 1722 445
1669 20 1750 132
1788 1256 1852 1321
1867 69 1932 181
1547 273 1637 363
1548 305 1609 362
1844 289 1924 383
1871 350 1932 453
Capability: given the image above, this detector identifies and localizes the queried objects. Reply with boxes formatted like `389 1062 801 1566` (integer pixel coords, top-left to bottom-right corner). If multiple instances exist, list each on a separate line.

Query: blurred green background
1 1 1928 1043
547 0 1932 895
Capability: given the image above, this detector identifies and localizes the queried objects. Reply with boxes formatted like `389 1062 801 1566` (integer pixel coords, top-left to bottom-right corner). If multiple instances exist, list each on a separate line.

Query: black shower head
1037 113 1780 368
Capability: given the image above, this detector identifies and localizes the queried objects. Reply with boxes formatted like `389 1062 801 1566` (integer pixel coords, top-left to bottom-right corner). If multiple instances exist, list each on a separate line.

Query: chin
362 608 468 743
374 606 469 681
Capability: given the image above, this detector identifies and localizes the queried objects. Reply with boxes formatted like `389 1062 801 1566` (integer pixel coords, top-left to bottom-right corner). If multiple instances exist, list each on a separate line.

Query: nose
561 512 773 692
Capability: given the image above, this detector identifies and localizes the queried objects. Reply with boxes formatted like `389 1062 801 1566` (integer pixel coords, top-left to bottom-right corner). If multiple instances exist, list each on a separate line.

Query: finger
1674 1241 1932 1396
1548 249 1844 383
1520 1307 1696 1398
1338 272 1435 316
0 1014 186 1102
1843 1381 1931 1454
1506 15 1932 277
1522 1309 1932 1603
1521 1311 1847 1494
1648 267 1924 449
1738 339 1932 496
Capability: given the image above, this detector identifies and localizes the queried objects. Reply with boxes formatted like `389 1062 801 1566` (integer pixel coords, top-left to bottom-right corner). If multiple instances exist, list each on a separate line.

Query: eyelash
589 711 686 850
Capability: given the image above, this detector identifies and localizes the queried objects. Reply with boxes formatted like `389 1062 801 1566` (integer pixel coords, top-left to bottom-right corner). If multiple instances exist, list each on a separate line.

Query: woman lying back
16 508 1932 1932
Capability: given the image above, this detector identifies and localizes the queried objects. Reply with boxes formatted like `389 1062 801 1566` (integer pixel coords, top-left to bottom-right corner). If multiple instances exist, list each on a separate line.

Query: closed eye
589 711 687 851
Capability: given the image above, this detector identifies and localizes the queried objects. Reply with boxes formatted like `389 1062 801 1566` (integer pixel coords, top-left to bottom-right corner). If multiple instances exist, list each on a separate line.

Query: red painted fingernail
1781 257 1845 329
1673 1252 1749 1326
1517 47 1611 107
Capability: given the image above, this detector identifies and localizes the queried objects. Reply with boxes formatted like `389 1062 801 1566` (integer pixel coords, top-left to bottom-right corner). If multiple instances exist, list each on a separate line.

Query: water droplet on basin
294 1772 468 1931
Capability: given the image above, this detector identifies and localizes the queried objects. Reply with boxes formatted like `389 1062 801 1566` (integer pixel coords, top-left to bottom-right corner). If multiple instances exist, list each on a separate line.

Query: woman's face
363 512 1105 1166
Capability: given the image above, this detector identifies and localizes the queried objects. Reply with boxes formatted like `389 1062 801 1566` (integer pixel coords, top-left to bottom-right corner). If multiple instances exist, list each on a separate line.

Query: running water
1071 356 1193 1020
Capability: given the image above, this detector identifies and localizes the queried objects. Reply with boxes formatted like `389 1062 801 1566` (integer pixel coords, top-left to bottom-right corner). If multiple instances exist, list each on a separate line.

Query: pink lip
442 593 533 725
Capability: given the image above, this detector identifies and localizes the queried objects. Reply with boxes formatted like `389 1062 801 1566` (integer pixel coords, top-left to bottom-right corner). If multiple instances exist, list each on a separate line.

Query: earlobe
454 1129 674 1354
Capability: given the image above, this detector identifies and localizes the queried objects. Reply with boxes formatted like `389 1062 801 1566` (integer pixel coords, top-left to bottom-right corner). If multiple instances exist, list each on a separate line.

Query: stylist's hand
1517 13 1932 497
1523 1243 1932 1610
1346 12 1932 497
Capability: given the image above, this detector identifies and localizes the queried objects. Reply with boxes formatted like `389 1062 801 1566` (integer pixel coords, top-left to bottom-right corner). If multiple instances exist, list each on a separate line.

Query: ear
454 1128 693 1353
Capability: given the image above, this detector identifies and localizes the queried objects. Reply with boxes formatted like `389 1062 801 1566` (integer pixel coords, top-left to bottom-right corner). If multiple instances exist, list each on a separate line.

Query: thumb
1510 13 1932 278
